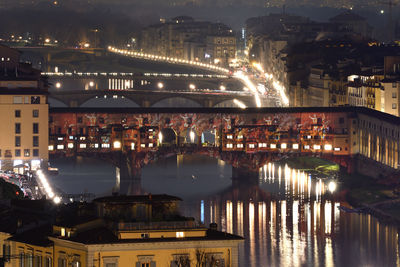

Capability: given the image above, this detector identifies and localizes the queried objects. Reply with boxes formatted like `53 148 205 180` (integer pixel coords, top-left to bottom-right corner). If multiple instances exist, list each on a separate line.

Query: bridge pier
113 153 144 195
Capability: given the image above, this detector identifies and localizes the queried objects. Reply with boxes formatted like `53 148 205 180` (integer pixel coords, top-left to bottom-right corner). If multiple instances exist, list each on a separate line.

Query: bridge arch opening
200 129 216 146
48 97 68 107
183 128 199 144
151 97 202 108
159 128 177 145
213 99 252 108
81 96 140 108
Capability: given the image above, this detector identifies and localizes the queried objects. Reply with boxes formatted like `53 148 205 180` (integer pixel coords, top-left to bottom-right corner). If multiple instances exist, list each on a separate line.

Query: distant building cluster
140 16 236 67
246 11 400 117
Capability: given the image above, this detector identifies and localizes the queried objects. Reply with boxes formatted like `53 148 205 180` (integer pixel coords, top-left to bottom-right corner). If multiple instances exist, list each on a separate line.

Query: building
140 17 236 66
0 195 243 267
0 45 49 172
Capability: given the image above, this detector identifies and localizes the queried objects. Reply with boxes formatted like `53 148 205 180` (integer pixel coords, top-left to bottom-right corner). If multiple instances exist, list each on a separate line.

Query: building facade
0 45 49 172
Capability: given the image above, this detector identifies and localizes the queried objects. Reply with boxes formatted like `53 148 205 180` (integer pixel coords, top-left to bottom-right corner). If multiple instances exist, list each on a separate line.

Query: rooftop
94 194 182 204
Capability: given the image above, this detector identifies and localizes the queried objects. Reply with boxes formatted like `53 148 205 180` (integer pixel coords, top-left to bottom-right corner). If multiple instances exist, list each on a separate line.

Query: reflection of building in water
192 160 400 266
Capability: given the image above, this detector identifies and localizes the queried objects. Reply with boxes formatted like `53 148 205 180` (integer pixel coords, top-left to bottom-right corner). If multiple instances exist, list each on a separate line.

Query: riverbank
281 156 400 226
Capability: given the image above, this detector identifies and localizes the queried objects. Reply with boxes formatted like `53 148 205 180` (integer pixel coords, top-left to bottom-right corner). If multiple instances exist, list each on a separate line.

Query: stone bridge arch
80 95 141 108
213 99 253 108
151 96 203 108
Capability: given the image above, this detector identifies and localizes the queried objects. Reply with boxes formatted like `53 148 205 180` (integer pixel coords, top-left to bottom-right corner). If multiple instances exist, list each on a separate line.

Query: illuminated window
79 144 86 149
259 143 267 148
281 143 287 149
304 145 310 149
292 144 299 149
248 144 255 148
79 137 86 141
313 145 321 150
67 143 74 149
94 144 99 148
48 145 54 151
237 144 244 148
227 135 233 139
148 143 153 148
176 232 184 238
226 143 233 149
334 147 341 151
101 143 110 148
57 137 63 141
61 228 65 237
140 144 146 148
131 143 135 150
57 145 64 150
237 135 243 140
270 144 276 149
324 144 333 151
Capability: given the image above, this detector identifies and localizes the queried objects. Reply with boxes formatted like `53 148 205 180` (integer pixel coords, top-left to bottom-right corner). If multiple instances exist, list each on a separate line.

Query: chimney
209 223 217 231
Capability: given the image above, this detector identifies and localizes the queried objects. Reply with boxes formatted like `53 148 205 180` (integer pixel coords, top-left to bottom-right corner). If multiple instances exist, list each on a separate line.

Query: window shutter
135 262 141 267
219 259 225 267
150 261 156 267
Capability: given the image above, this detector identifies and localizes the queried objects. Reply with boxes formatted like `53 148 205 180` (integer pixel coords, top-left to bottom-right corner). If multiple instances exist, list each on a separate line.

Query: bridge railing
114 220 199 231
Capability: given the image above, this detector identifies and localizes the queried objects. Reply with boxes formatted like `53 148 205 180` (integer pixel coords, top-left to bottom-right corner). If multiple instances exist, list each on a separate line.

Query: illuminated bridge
49 106 400 191
49 89 265 108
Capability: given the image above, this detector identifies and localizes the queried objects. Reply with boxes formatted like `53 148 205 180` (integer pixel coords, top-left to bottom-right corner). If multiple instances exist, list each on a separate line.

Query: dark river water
50 155 400 267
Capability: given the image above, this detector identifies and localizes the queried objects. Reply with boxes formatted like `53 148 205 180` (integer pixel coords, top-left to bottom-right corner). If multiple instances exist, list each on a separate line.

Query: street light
157 82 164 89
219 85 226 91
189 83 196 90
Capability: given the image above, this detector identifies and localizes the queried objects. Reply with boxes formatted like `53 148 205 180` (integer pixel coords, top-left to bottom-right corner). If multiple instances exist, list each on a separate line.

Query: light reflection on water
52 155 400 267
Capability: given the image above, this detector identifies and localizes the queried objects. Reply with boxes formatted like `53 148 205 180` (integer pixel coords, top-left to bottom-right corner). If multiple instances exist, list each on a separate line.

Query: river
50 155 400 267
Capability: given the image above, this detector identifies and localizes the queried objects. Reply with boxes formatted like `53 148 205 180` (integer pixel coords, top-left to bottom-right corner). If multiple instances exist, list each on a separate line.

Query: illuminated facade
48 107 400 175
0 45 49 172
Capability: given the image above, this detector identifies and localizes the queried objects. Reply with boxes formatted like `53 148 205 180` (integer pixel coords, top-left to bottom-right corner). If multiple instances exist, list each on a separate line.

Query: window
141 233 149 239
24 96 29 104
24 149 30 157
33 136 39 147
20 252 25 267
393 103 397 109
176 232 184 238
15 149 21 157
15 136 21 147
15 123 21 134
58 258 66 267
13 96 23 104
31 96 40 104
33 110 39 117
141 263 150 267
33 123 39 134
106 264 116 267
45 257 52 267
33 149 39 157
72 261 81 267
15 110 21 117
35 256 42 267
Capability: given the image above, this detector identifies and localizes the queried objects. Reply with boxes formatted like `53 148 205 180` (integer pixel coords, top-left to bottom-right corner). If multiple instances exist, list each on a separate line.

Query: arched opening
81 96 140 108
152 97 202 108
184 128 199 144
48 97 68 107
159 128 177 145
200 129 216 146
213 99 252 108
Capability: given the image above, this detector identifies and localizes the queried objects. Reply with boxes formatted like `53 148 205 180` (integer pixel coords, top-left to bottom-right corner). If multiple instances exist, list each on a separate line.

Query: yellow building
0 195 243 267
0 45 48 172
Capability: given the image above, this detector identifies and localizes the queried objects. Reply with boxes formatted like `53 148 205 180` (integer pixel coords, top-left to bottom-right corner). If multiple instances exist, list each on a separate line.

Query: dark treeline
0 5 143 47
